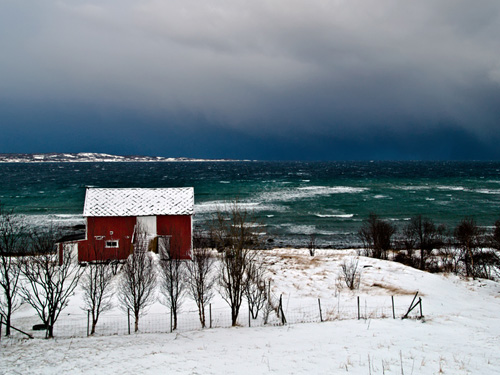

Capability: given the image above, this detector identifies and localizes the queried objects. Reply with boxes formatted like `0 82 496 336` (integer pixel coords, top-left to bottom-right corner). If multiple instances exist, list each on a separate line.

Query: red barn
74 187 194 263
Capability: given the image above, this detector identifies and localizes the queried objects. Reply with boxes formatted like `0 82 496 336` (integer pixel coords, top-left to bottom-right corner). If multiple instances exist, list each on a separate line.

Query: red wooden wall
78 216 136 263
77 215 192 262
157 215 192 259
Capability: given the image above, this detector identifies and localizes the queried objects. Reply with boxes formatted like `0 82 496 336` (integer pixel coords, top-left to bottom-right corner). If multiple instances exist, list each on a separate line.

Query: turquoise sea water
1 161 500 247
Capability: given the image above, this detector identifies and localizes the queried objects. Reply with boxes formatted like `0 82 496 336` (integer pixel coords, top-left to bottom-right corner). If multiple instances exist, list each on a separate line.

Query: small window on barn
105 240 119 248
95 236 105 240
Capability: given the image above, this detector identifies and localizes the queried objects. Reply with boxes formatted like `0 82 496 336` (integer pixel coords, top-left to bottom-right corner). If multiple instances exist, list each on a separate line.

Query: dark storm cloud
1 0 499 159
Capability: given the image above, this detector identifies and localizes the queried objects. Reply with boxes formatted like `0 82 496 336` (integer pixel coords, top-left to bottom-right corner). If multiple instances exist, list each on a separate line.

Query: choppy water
1 161 500 247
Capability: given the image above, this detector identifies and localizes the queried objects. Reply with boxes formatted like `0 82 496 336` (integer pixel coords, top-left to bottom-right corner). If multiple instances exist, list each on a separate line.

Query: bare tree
159 233 186 331
19 228 83 338
340 258 361 290
403 215 444 270
454 217 484 278
186 232 215 328
245 254 267 319
358 213 395 259
0 205 26 336
118 229 157 332
212 202 260 326
81 246 115 335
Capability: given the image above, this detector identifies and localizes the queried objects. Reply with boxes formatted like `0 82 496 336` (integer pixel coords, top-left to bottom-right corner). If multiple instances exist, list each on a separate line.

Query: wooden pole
318 298 323 322
391 296 395 319
127 309 131 335
357 296 360 320
248 305 251 327
170 308 173 333
209 303 212 329
419 297 423 318
87 310 90 336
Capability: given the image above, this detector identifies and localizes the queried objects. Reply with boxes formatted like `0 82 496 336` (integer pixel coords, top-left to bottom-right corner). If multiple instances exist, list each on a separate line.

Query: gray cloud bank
1 0 500 159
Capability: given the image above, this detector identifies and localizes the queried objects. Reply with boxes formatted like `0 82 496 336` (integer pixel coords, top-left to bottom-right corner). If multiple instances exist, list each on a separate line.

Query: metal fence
3 294 423 340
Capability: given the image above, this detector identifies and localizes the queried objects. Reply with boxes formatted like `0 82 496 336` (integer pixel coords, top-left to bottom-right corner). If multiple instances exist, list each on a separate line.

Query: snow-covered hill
1 249 500 374
0 153 234 163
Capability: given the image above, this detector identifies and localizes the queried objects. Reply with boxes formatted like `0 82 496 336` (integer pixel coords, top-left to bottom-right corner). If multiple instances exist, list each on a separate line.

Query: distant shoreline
0 152 243 163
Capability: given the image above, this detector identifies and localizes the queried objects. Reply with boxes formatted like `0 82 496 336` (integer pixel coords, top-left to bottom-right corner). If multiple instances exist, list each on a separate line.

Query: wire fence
3 294 423 340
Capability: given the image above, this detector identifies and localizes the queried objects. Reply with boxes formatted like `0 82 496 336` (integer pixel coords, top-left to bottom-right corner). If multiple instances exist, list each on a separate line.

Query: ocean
1 161 500 248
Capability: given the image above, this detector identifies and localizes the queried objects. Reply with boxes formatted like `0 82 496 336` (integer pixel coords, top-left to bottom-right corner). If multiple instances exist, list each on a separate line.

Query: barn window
105 240 119 248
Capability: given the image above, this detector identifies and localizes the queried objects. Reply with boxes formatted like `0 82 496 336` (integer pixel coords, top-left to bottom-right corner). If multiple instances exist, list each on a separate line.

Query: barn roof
83 187 194 217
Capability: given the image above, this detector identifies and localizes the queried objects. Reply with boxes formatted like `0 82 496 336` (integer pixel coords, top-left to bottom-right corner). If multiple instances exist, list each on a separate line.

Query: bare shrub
159 236 186 331
454 218 484 278
438 239 461 274
81 247 115 335
212 202 261 326
358 213 395 259
20 228 83 338
186 231 215 328
403 215 445 270
0 204 26 336
118 229 157 332
245 254 268 319
473 250 500 280
340 258 361 290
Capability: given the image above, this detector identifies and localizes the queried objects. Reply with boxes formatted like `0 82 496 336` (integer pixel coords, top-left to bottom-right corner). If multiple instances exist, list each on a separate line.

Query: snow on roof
83 187 194 217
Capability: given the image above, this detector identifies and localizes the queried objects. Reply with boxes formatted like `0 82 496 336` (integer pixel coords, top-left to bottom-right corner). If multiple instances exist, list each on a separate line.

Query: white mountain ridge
0 152 236 163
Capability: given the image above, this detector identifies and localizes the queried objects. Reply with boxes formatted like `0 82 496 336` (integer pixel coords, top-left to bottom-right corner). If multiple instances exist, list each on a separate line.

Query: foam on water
314 214 354 218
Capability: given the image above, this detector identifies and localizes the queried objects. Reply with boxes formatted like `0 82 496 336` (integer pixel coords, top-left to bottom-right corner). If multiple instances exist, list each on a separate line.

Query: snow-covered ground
2 249 500 374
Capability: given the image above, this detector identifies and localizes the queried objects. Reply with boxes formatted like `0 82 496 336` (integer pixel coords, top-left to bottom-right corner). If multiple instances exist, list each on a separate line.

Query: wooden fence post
357 296 360 320
127 309 131 335
419 297 423 318
318 298 323 322
248 305 251 327
209 304 212 328
391 296 395 319
87 310 90 336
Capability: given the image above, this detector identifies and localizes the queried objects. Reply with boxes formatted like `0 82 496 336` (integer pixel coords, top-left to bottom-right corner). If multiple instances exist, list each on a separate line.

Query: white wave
315 214 354 218
219 181 230 184
231 222 266 228
425 198 436 201
473 189 500 195
281 224 316 235
373 195 391 199
396 185 431 191
297 186 367 193
259 186 368 203
22 214 85 228
195 201 286 214
436 186 465 191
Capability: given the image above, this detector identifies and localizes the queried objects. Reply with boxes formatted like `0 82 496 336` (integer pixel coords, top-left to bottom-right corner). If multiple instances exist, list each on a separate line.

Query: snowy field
2 249 500 374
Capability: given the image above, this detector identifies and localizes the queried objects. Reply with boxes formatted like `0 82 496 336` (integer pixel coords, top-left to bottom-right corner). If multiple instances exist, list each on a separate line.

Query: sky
1 0 500 160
